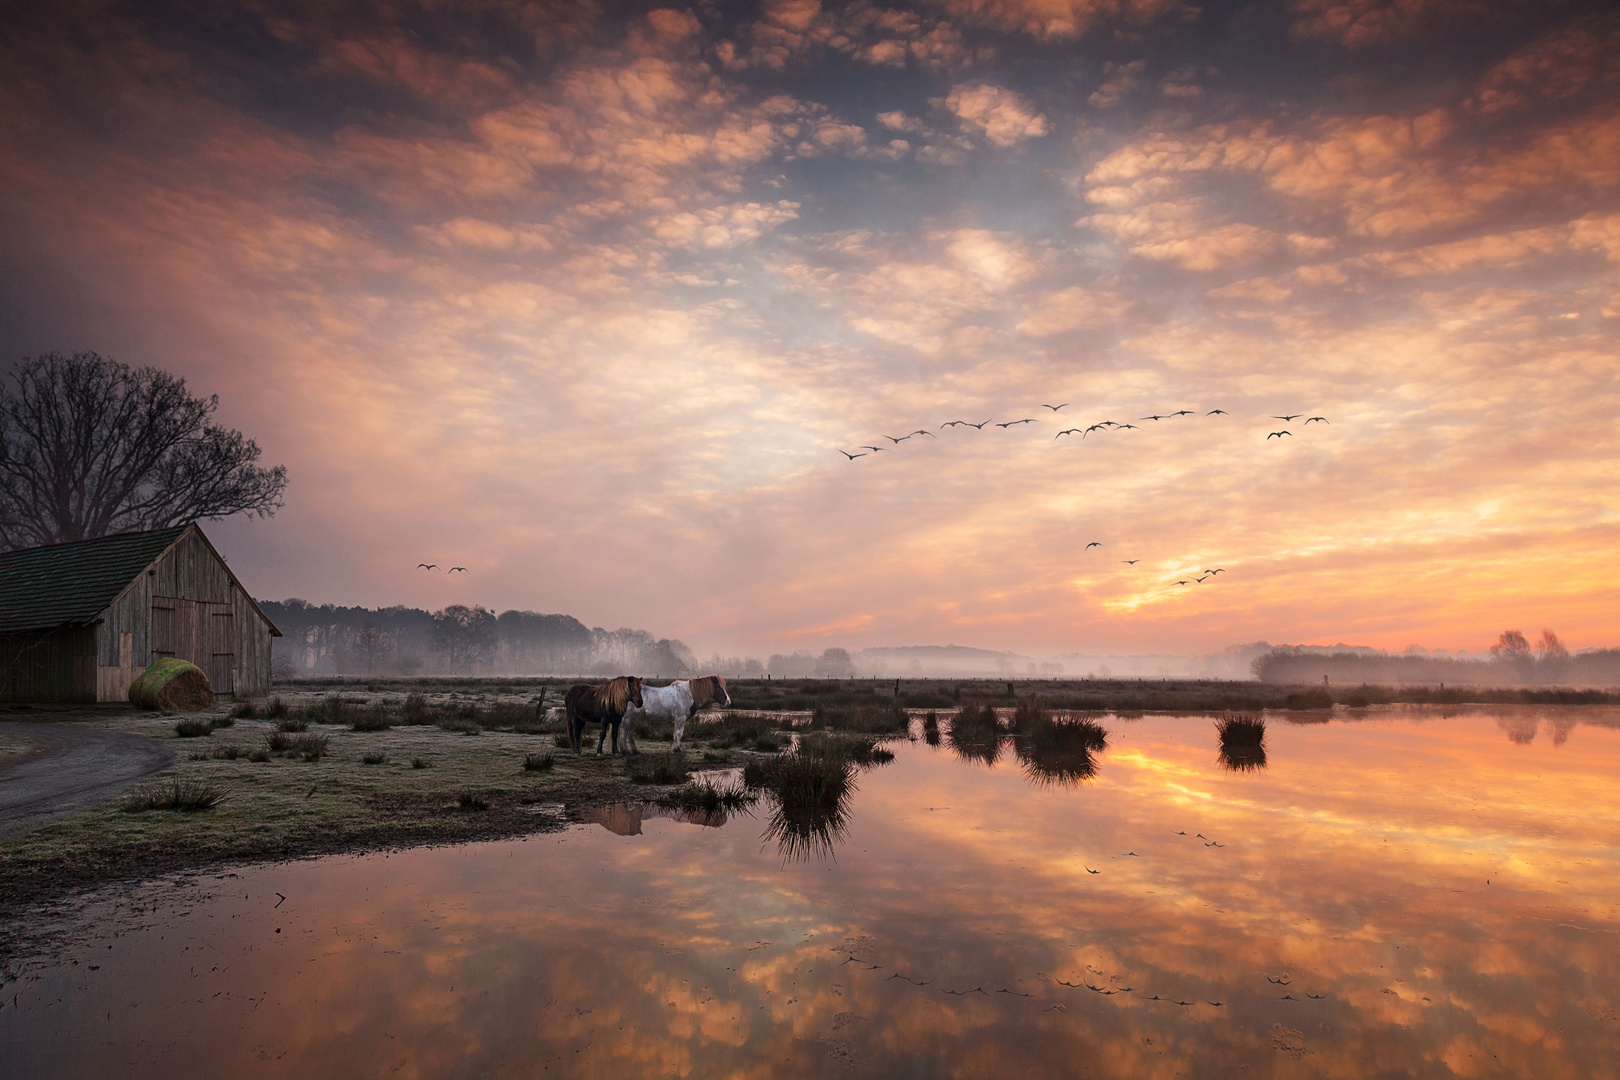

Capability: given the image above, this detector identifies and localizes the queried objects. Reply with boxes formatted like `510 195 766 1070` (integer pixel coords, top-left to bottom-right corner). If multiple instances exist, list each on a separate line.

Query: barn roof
0 526 190 633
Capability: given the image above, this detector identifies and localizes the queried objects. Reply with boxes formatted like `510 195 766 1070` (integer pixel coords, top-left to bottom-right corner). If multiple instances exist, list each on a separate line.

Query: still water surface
5 708 1620 1078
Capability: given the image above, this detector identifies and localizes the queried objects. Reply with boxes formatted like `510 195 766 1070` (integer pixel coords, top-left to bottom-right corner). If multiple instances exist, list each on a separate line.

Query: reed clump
522 751 555 772
350 702 392 732
124 777 226 812
275 717 309 733
810 702 909 734
1216 713 1266 747
362 750 388 765
660 779 757 814
401 691 430 724
456 789 490 811
625 753 691 785
173 718 214 738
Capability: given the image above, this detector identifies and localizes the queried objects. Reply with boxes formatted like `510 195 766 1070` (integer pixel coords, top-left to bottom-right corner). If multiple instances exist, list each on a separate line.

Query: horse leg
596 719 608 755
567 713 581 755
671 712 686 753
624 715 638 755
610 718 622 755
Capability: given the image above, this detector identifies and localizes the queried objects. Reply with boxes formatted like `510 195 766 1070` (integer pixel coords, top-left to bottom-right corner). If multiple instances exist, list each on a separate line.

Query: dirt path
0 722 175 833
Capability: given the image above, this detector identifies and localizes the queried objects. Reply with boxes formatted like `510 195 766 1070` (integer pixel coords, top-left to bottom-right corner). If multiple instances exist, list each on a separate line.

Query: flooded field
4 707 1619 1078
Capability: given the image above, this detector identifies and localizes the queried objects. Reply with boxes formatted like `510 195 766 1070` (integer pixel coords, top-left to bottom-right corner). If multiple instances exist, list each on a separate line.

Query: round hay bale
129 658 215 712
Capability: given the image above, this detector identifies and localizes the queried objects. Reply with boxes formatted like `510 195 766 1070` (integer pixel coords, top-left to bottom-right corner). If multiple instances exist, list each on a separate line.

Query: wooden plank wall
0 627 96 702
93 527 277 701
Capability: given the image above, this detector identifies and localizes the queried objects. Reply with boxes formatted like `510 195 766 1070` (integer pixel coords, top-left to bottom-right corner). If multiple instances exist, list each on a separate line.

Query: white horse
619 675 731 754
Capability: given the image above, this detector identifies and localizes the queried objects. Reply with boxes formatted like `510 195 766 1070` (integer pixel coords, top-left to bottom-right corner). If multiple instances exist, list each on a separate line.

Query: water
5 708 1619 1077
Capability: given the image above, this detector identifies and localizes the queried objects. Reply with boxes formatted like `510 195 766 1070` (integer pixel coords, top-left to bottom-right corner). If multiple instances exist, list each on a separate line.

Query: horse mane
599 676 633 712
690 675 726 706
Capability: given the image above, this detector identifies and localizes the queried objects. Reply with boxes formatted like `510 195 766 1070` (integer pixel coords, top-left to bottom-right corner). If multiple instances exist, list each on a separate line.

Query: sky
1 0 1617 661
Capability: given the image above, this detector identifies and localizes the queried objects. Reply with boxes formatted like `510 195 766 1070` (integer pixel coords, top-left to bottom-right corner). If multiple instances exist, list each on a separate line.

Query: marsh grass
174 718 213 738
749 748 856 862
798 731 894 766
411 756 430 769
189 744 243 761
551 732 572 749
361 750 388 765
275 717 309 733
211 715 234 729
660 778 757 815
1026 714 1109 754
124 777 226 812
1216 713 1267 748
522 751 554 772
625 754 691 784
701 712 774 749
810 702 909 734
456 789 490 811
437 717 482 736
350 703 391 732
248 748 270 762
401 691 429 724
265 731 328 761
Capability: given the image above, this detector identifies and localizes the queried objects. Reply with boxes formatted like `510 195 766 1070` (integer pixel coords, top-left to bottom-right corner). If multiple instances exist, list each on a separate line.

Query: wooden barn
0 523 280 703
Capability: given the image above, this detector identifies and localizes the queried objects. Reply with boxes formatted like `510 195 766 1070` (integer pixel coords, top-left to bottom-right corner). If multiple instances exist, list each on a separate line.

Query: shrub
411 756 430 769
362 750 388 765
211 714 235 729
265 696 289 719
291 733 329 761
1009 697 1049 733
1216 713 1266 748
248 748 271 762
949 702 1001 743
522 751 554 772
230 700 259 719
276 717 308 733
625 754 691 784
456 789 490 811
1026 715 1109 754
174 718 213 738
124 777 226 812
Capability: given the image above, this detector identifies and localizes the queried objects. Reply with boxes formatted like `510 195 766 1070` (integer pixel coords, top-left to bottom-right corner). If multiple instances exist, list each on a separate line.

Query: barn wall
1 626 98 703
94 528 277 702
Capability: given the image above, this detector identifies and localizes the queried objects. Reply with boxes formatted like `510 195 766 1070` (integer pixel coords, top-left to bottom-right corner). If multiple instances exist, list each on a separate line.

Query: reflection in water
1013 715 1108 787
1217 743 1267 772
580 801 736 835
7 707 1620 1078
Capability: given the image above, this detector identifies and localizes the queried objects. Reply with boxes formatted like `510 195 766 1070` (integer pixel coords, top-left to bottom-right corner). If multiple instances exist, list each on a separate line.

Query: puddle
4 707 1620 1076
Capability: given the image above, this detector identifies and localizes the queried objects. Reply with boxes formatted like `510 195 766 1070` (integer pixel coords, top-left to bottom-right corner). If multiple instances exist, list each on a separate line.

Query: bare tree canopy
0 351 287 550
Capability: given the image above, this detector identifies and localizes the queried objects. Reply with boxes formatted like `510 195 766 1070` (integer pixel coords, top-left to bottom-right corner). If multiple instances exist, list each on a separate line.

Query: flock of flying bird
837 403 1331 593
417 563 469 573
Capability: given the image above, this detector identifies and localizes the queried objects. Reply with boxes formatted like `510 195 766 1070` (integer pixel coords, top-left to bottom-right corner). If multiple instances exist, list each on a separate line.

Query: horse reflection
580 801 735 836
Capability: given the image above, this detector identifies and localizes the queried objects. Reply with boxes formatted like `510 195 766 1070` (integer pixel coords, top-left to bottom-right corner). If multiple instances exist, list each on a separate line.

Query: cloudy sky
2 0 1616 659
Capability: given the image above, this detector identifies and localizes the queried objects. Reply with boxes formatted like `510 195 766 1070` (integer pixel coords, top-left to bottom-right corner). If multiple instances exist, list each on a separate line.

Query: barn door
208 606 235 695
152 597 228 697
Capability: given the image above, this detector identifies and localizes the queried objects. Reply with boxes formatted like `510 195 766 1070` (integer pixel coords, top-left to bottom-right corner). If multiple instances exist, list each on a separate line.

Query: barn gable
0 524 280 703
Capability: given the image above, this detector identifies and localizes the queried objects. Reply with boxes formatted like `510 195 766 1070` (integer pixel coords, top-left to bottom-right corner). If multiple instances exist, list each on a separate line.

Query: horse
620 675 731 754
563 676 645 755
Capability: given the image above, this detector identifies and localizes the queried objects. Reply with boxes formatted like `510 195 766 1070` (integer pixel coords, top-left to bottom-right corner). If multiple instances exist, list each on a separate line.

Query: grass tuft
625 753 692 784
456 789 490 811
411 756 430 769
174 718 213 738
401 691 429 724
660 778 758 815
275 717 308 733
124 777 226 812
810 702 909 734
522 751 555 772
361 750 388 765
248 748 270 763
350 703 391 732
1216 713 1267 747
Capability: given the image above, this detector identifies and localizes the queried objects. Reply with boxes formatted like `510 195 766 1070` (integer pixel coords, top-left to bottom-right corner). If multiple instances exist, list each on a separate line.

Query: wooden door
152 597 231 696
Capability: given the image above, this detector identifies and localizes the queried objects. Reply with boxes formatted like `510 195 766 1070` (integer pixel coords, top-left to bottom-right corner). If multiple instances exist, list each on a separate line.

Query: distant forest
1254 631 1620 686
260 600 700 678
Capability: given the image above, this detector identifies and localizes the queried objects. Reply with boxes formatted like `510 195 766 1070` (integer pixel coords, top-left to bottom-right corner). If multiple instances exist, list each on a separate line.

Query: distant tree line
260 600 696 678
1253 630 1620 686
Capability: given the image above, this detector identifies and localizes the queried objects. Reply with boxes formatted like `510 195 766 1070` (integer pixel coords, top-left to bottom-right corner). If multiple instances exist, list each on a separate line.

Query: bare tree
432 605 498 673
0 351 287 550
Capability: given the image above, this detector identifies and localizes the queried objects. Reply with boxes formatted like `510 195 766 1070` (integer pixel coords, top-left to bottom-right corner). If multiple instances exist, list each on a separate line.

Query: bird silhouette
860 445 886 452
1083 424 1105 437
1171 409 1194 417
1305 416 1329 424
1086 542 1102 549
940 421 970 429
1175 580 1191 585
417 563 438 570
1196 575 1211 583
1122 559 1139 565
996 418 1036 428
449 567 467 573
1042 403 1070 411
837 449 866 460
1205 409 1227 415
1204 568 1224 574
911 429 937 438
964 420 991 430
1085 866 1100 874
1267 975 1291 985
1272 414 1302 421
884 434 911 443
1266 430 1292 439
1141 414 1166 421
1118 423 1139 430
1054 428 1083 440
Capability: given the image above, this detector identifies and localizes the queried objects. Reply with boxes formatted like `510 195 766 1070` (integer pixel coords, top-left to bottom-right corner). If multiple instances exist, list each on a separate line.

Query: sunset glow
2 0 1616 658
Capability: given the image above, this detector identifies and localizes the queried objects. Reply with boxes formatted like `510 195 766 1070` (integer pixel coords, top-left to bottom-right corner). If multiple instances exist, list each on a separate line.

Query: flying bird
884 434 911 443
1041 403 1069 411
1175 580 1191 585
1305 416 1329 424
1054 429 1083 440
1085 866 1099 874
417 563 438 570
1141 414 1166 421
837 450 866 460
1205 409 1227 415
1171 410 1194 417
1266 430 1292 439
1118 423 1139 430
940 421 970 429
996 418 1036 428
449 567 467 573
860 445 886 452
1122 560 1138 565
1272 414 1302 421
911 429 937 438
1204 568 1224 574
1086 542 1102 549
964 420 991 430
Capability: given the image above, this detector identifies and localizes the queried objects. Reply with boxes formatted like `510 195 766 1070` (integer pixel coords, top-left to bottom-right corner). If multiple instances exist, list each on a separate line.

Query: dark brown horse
563 676 645 755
